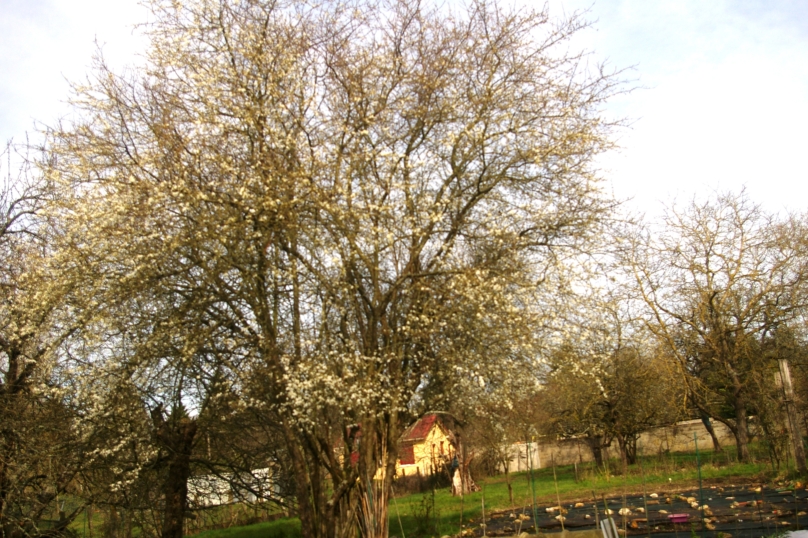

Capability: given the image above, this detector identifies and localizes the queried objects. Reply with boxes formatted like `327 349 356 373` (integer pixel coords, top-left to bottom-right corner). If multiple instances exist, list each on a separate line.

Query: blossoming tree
44 0 620 535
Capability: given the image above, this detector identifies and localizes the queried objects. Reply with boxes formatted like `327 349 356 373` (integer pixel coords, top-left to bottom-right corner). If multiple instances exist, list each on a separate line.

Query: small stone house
396 413 455 477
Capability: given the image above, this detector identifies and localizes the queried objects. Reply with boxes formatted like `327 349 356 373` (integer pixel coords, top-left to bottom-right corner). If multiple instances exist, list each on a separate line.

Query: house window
399 445 415 465
440 441 444 455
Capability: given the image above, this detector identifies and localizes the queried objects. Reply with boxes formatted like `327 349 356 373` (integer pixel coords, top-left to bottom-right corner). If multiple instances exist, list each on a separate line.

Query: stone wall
502 419 737 473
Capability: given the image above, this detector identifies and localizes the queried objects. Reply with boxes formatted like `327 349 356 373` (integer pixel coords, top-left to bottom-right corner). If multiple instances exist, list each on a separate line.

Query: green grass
68 509 299 538
67 498 284 538
191 519 301 538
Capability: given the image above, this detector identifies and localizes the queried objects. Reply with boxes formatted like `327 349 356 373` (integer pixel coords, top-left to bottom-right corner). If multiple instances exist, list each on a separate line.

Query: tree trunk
617 435 638 466
161 423 197 538
455 435 478 495
586 435 606 469
280 422 322 538
778 359 807 473
759 419 782 471
699 413 722 452
505 469 514 507
106 507 119 538
0 451 9 538
151 406 198 538
279 414 363 538
356 415 392 538
618 437 628 471
628 440 638 466
733 397 751 463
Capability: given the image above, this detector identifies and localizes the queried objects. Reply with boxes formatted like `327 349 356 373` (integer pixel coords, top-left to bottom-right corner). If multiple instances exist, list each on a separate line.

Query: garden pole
639 457 651 538
528 438 539 533
592 490 600 528
482 482 487 538
694 433 705 538
459 485 465 535
391 485 406 538
553 455 565 531
621 484 627 536
763 489 771 536
602 493 617 538
756 488 770 536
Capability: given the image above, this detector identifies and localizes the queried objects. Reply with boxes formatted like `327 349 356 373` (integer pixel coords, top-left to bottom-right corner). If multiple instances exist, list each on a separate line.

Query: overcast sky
2 0 806 216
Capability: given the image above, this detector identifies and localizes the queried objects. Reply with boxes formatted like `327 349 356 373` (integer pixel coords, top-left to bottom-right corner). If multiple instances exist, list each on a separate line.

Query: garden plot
470 484 808 538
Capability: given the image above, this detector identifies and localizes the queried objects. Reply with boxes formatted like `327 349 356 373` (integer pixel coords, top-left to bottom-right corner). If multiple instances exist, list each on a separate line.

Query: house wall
187 468 279 507
396 423 454 477
188 474 233 507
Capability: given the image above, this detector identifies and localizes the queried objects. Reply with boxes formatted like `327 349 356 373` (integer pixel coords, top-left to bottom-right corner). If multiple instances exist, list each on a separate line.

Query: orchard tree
68 255 283 538
0 146 89 538
541 288 682 468
623 191 808 462
463 392 544 505
44 0 621 536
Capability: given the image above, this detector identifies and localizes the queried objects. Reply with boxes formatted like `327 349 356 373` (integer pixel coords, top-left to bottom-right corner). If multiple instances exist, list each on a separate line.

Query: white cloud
551 0 808 215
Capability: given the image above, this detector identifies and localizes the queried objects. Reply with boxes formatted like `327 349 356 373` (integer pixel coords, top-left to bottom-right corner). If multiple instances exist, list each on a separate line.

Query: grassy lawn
187 450 777 538
191 519 301 538
68 499 284 538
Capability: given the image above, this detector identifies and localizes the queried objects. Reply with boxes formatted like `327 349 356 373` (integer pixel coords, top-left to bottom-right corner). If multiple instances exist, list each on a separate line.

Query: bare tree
464 392 543 505
542 342 682 468
539 282 684 468
623 191 808 462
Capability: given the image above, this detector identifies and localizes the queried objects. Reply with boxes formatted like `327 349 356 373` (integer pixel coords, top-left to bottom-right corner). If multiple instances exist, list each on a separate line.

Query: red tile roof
401 413 440 442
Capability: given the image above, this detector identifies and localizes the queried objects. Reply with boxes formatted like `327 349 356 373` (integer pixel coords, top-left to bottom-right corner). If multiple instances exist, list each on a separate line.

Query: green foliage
407 490 441 536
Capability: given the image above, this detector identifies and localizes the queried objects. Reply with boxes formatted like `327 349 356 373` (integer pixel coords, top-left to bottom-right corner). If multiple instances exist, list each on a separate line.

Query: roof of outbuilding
401 413 440 442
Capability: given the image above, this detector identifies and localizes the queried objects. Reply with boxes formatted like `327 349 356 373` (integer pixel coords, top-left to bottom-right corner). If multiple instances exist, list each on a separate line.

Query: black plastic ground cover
470 484 808 538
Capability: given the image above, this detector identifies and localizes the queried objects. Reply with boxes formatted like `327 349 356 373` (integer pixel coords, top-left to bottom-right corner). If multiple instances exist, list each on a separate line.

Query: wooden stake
639 457 651 538
528 439 539 533
592 490 600 529
779 359 808 473
553 454 565 532
458 484 464 535
391 485 406 538
482 483 487 538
